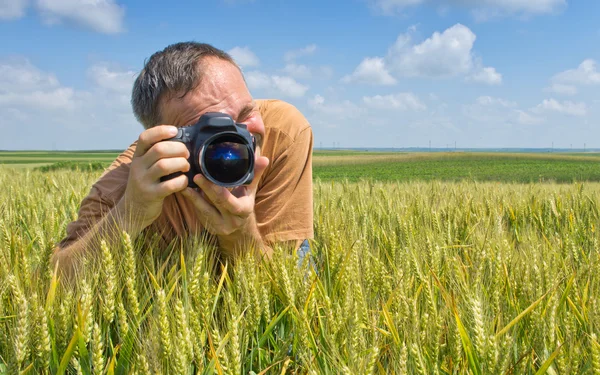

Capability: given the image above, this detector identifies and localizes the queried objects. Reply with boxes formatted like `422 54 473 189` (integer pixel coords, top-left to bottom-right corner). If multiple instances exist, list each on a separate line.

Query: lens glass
203 134 251 184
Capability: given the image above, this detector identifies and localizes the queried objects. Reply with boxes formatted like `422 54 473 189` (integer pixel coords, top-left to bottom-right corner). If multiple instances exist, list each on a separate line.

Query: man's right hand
120 125 190 231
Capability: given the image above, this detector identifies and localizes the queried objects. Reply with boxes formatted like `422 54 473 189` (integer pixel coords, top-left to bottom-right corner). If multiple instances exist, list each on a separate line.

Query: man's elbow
50 244 76 283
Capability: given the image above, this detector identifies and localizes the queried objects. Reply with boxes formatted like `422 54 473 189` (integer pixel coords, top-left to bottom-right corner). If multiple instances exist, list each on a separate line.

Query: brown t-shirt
57 99 314 249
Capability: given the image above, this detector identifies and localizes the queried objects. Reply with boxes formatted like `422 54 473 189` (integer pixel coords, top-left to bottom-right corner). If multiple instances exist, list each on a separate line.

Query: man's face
159 56 265 149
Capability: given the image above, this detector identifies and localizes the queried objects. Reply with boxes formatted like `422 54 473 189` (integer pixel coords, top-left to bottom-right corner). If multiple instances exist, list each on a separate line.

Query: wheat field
1 167 599 374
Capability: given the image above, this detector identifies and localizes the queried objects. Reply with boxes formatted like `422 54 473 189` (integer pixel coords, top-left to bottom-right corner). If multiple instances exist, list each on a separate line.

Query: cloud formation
468 67 503 85
387 24 476 78
0 57 139 149
308 94 366 119
87 63 136 94
463 95 588 133
552 59 600 86
372 0 567 19
0 0 27 19
362 93 426 111
228 46 260 68
0 57 77 111
344 24 501 85
341 57 397 85
545 83 577 96
0 0 125 34
284 44 317 62
463 95 544 126
281 63 312 79
532 98 587 117
245 71 309 98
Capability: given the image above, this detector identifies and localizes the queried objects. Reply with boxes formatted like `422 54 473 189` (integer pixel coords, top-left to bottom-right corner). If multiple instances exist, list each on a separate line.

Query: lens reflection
203 136 251 184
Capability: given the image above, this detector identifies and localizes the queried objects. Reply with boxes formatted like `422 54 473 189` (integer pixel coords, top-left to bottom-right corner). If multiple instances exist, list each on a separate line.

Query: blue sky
0 0 598 150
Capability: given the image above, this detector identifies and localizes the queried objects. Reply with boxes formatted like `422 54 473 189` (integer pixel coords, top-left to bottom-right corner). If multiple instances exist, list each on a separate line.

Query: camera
159 112 255 188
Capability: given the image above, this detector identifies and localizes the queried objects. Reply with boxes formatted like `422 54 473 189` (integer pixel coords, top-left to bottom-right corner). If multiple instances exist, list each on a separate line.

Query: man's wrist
115 196 153 236
217 214 272 259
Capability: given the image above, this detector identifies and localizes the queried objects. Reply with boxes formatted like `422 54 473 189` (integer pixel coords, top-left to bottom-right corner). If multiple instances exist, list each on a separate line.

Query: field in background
2 150 600 183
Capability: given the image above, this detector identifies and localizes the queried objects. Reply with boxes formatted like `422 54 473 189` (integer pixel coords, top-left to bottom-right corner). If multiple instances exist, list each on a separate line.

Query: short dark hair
131 42 239 129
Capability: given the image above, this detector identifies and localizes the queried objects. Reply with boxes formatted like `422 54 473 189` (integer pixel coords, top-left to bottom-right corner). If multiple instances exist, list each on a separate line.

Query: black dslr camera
160 112 255 188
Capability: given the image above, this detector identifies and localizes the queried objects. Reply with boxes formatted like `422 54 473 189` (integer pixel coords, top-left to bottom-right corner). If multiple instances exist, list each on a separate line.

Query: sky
0 0 599 150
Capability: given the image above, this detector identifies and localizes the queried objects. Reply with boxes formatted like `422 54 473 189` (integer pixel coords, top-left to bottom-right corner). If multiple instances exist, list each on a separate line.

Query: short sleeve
55 144 134 249
57 186 114 248
255 126 314 243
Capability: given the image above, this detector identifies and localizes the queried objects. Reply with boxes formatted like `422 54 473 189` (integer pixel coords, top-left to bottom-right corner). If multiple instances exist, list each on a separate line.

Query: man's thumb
252 156 269 188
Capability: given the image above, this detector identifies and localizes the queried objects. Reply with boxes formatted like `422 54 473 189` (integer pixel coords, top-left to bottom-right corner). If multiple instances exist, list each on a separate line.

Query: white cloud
284 44 317 62
476 96 516 107
468 66 502 85
343 24 500 86
36 0 125 34
306 94 367 129
464 96 588 130
87 63 136 93
271 76 309 97
552 59 600 86
516 110 544 125
0 57 59 92
372 0 566 18
387 24 476 78
545 83 578 96
281 63 311 79
245 71 308 98
373 0 424 14
306 92 463 146
479 0 565 13
0 0 28 19
0 87 78 111
280 64 333 80
245 71 271 90
0 0 125 33
362 92 426 111
308 94 325 106
468 0 566 21
0 57 140 149
0 57 78 111
463 95 540 126
532 98 587 117
228 46 260 68
341 57 396 85
307 94 365 118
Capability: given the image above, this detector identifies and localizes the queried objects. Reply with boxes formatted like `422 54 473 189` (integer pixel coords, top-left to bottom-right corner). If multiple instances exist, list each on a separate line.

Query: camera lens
202 134 251 185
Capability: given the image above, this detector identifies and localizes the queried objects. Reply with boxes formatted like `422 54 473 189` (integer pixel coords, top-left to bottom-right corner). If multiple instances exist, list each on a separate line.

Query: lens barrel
200 133 253 186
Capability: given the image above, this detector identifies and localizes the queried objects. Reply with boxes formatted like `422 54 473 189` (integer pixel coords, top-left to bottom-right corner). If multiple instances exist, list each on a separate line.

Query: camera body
160 112 255 188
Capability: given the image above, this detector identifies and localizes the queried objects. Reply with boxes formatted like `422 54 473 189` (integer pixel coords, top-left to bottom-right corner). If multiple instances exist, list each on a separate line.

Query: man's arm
51 125 190 278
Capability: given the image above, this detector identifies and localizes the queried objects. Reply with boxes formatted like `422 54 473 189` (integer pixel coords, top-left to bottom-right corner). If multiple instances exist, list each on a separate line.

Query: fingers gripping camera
160 112 256 188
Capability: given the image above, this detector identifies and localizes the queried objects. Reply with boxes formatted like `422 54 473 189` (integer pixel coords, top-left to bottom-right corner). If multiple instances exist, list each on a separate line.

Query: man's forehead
160 58 253 126
195 60 253 112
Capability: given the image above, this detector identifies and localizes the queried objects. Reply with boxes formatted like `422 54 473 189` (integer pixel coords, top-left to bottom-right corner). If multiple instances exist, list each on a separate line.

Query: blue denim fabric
296 239 311 269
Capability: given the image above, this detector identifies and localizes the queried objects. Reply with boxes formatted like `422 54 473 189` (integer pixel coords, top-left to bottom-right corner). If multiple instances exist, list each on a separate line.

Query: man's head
131 42 264 147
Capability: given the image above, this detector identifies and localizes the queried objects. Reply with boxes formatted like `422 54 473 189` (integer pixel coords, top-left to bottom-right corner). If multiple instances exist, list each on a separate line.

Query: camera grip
160 171 184 182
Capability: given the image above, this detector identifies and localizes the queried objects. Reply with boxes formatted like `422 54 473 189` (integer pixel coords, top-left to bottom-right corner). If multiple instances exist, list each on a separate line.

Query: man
51 42 314 275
